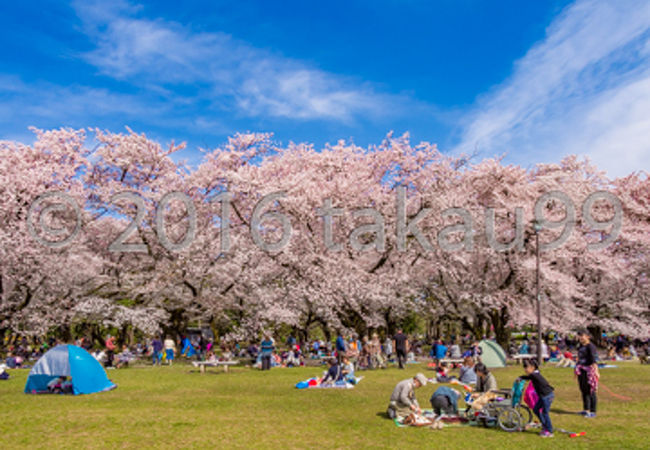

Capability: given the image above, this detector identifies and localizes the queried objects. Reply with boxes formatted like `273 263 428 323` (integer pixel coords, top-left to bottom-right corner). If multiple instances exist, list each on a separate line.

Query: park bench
192 360 239 374
439 358 464 365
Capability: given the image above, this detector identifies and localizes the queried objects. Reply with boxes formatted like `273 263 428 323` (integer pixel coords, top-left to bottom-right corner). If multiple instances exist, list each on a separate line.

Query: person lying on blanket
320 358 344 386
387 373 428 419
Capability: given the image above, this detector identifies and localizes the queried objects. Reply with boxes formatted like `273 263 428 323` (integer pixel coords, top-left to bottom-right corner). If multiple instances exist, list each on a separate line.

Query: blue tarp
181 338 196 357
25 345 116 395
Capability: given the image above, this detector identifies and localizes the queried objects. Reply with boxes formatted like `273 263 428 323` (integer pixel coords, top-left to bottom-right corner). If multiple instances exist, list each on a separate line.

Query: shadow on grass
550 408 582 415
185 369 229 376
376 411 390 419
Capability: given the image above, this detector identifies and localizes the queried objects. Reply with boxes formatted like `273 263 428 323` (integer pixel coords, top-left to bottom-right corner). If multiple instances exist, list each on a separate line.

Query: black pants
430 395 453 415
396 349 406 369
578 371 597 412
261 354 271 370
105 350 114 367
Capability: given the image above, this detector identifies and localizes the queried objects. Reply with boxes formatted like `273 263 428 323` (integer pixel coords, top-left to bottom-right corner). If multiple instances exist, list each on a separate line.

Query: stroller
465 379 533 432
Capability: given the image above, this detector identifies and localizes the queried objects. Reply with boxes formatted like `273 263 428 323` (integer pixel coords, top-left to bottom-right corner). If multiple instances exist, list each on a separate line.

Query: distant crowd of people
2 329 648 376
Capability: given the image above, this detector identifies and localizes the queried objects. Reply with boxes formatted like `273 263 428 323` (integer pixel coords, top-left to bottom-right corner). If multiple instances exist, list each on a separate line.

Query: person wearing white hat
387 373 428 419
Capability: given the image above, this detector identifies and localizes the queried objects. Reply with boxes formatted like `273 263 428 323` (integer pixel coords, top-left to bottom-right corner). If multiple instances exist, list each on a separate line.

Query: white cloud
453 0 650 177
71 0 405 123
0 74 228 141
0 74 151 121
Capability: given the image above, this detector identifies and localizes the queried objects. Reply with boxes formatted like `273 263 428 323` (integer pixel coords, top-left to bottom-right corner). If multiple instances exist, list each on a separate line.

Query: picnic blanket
295 376 363 389
393 410 470 428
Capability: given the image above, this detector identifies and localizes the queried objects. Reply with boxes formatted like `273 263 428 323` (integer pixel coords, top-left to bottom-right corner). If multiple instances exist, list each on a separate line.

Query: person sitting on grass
285 346 302 367
47 376 73 394
556 350 575 368
221 347 233 361
467 363 498 411
436 362 452 383
518 359 555 438
0 364 9 380
320 358 343 386
115 345 135 369
430 386 461 416
5 352 17 369
458 356 477 385
640 343 649 364
473 363 497 394
341 356 356 384
386 373 428 419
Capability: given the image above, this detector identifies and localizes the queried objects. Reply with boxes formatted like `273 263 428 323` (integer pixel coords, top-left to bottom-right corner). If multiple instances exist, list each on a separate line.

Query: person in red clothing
105 335 116 368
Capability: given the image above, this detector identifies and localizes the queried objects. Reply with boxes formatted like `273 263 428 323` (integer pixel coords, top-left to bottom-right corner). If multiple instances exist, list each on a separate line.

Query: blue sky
1 0 649 176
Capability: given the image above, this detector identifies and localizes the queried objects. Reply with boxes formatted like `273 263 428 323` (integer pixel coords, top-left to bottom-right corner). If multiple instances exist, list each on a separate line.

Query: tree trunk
489 306 511 350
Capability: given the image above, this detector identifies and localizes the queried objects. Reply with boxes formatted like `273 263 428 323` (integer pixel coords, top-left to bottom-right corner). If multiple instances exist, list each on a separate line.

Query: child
436 362 452 382
519 360 555 437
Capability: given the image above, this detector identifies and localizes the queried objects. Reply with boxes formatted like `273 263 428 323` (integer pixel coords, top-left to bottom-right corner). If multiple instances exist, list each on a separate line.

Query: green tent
478 340 507 368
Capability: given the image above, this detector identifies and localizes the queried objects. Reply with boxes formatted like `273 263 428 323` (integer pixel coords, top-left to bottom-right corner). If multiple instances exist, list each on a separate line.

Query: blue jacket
435 344 447 359
430 386 459 413
260 339 274 356
336 336 347 352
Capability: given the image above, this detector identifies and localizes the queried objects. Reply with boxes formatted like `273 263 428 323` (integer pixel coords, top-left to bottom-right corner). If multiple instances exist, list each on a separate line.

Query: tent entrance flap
24 374 60 393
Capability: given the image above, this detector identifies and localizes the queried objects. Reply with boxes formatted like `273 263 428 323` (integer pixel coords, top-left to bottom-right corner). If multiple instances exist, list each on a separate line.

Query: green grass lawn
1 361 648 449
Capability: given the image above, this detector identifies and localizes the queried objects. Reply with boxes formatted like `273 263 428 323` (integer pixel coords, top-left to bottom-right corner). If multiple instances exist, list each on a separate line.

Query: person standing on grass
104 335 116 368
383 336 393 362
449 341 461 359
393 329 408 369
335 331 347 362
151 336 163 366
519 359 555 438
575 330 599 417
164 336 176 366
260 335 274 370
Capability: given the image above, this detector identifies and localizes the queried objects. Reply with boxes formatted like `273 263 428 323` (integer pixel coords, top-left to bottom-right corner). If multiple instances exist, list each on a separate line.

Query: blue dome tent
25 345 116 395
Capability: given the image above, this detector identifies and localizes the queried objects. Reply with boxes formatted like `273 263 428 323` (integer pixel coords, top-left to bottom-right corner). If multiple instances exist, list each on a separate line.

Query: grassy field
0 360 648 449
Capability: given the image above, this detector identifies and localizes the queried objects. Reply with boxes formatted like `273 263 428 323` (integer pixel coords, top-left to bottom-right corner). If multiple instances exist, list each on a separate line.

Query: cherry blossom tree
0 128 647 344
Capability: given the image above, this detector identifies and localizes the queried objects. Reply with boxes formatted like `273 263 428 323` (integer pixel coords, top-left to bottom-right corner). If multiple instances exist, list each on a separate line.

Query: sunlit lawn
0 360 648 449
